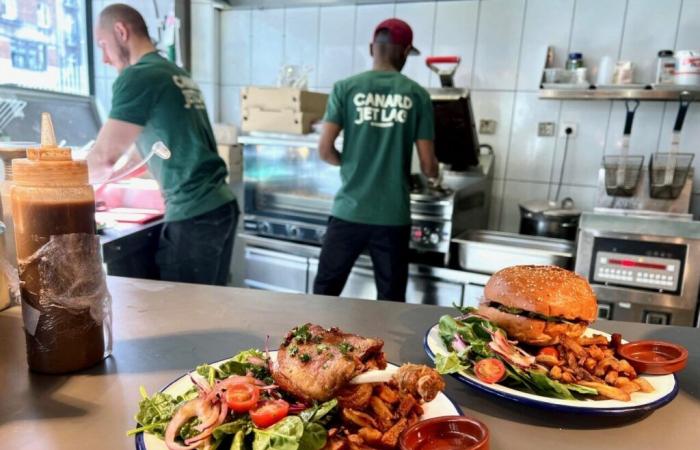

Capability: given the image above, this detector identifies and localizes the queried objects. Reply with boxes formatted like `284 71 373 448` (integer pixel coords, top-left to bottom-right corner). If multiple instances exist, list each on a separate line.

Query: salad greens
196 349 271 383
128 348 338 450
126 386 198 438
205 400 337 450
436 307 597 400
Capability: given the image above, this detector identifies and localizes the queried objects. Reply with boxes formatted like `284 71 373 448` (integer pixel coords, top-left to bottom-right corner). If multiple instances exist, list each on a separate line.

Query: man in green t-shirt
88 4 237 286
313 19 438 301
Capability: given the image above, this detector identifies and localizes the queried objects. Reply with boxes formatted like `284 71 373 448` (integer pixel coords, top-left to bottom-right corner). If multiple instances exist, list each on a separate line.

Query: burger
478 265 597 346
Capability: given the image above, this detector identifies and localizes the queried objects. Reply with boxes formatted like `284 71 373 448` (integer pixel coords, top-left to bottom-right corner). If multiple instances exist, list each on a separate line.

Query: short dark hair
99 3 149 38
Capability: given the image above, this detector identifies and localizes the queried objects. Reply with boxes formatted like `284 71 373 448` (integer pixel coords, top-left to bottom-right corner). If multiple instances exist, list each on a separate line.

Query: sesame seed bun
478 265 598 346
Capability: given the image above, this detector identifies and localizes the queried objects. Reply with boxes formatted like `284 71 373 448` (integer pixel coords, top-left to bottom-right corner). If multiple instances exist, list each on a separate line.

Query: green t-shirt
109 51 234 222
324 70 434 226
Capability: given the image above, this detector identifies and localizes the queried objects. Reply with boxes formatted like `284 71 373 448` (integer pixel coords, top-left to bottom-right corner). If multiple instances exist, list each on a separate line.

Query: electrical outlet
538 122 555 137
561 122 577 138
479 119 497 135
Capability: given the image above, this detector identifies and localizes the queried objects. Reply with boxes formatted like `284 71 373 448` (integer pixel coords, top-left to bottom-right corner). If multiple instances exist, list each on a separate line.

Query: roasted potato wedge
342 408 378 430
380 418 408 449
578 381 631 402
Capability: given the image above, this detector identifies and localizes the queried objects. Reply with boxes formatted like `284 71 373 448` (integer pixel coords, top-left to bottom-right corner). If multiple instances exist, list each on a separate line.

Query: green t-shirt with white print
109 51 233 222
324 70 434 226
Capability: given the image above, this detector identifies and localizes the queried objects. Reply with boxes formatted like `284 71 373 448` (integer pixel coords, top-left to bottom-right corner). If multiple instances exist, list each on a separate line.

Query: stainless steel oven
239 132 492 265
575 212 700 326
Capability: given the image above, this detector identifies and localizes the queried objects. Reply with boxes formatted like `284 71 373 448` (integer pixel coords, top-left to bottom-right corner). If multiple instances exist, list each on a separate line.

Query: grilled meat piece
392 364 445 402
273 324 386 402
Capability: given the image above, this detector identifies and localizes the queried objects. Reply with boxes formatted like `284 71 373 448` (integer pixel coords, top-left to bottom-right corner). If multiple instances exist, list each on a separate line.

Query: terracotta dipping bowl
399 416 489 450
617 340 688 375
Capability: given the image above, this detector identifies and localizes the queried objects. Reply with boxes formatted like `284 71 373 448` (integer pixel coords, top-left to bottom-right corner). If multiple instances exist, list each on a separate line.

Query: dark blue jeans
313 216 410 302
156 200 239 286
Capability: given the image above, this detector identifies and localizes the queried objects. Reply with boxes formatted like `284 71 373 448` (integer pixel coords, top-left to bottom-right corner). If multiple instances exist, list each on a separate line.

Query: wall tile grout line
495 0 529 229
468 0 482 89
428 0 439 88
616 0 630 60
313 6 322 89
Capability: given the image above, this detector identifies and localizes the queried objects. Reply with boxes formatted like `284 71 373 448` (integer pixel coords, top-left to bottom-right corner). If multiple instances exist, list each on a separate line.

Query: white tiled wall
179 1 700 227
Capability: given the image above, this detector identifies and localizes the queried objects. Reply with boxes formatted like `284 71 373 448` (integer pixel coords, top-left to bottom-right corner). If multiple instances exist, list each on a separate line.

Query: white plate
424 322 678 415
136 352 463 450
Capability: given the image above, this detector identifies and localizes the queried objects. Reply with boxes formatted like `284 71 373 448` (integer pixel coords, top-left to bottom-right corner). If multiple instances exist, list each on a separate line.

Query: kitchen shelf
539 88 700 101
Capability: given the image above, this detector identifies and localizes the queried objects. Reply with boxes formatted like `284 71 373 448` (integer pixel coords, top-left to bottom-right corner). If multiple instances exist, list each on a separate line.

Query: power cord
554 126 574 202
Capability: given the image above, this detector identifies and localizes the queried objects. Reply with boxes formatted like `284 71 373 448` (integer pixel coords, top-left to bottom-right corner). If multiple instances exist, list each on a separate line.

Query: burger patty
485 301 589 326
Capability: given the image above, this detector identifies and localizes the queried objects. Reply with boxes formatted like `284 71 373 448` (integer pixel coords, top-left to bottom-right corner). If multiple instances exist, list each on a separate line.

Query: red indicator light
607 258 668 270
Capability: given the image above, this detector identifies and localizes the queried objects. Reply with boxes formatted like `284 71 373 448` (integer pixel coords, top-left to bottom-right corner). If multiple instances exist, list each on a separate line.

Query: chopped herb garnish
316 344 329 355
338 342 354 355
288 345 299 357
292 324 313 344
299 353 311 363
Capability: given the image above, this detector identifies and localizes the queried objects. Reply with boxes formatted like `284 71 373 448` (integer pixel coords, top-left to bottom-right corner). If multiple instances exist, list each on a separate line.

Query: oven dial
428 232 440 245
287 225 300 239
258 222 271 234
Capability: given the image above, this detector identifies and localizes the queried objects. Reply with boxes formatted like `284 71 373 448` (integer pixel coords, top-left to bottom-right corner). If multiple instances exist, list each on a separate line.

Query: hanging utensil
603 99 644 197
664 93 691 185
649 93 694 199
618 99 640 187
426 56 461 87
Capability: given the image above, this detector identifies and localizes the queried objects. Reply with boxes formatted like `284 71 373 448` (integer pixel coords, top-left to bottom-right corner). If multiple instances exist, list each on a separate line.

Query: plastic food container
674 50 700 85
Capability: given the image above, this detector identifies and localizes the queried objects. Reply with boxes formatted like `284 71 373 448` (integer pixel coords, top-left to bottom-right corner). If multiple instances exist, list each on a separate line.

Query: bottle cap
12 113 89 187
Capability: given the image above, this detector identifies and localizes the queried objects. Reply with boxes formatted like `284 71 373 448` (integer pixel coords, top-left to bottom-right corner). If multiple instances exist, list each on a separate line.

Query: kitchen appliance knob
259 222 271 234
429 233 440 245
288 225 300 238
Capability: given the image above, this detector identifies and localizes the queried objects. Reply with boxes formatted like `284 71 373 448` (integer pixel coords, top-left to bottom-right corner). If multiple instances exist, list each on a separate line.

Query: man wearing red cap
313 18 438 301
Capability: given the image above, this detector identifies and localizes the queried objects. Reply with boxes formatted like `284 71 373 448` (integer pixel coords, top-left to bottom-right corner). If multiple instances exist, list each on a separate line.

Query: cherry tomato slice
250 399 290 428
225 382 260 413
537 347 559 359
474 358 506 384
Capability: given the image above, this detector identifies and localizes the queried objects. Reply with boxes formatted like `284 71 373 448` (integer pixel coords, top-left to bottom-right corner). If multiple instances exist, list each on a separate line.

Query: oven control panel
410 222 450 253
590 237 686 295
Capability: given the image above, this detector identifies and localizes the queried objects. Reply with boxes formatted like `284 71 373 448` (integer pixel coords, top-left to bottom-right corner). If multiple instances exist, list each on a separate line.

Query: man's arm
416 139 439 178
318 122 342 166
87 118 143 181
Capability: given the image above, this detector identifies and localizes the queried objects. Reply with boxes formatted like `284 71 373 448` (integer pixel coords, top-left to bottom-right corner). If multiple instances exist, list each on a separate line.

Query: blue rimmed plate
136 351 463 449
424 322 678 415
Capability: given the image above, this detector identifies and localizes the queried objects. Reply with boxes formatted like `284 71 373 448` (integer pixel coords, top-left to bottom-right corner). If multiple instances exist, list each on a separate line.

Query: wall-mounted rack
539 88 700 102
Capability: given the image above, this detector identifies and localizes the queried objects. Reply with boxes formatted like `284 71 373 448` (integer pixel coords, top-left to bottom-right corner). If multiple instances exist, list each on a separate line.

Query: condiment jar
656 50 675 84
566 52 584 71
11 113 111 374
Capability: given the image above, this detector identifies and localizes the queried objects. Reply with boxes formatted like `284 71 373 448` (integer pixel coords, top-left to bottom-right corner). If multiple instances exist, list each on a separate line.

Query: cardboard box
241 87 328 114
241 108 322 135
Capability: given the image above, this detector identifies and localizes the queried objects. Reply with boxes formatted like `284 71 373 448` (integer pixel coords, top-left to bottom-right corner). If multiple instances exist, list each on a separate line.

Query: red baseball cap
373 18 420 55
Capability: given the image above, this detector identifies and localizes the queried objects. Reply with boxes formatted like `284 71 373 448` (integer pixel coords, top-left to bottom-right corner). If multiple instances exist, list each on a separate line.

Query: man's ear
369 43 374 57
114 22 129 43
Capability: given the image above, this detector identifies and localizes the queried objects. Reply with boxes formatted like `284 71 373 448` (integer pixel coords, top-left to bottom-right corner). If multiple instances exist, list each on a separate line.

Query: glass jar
656 50 675 84
566 52 584 71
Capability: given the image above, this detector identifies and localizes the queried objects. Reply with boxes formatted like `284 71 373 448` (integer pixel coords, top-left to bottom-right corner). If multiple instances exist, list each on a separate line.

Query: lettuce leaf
435 352 469 375
252 416 304 450
126 386 197 438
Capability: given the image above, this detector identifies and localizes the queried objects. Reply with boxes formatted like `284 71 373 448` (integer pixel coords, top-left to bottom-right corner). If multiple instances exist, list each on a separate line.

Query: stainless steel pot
519 198 581 241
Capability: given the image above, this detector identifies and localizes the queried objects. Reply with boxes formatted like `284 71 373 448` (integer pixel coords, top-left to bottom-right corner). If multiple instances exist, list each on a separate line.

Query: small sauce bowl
399 416 489 450
617 340 688 375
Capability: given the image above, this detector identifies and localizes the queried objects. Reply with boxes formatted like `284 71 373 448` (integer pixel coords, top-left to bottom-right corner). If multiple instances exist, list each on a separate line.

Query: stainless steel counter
0 276 698 449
